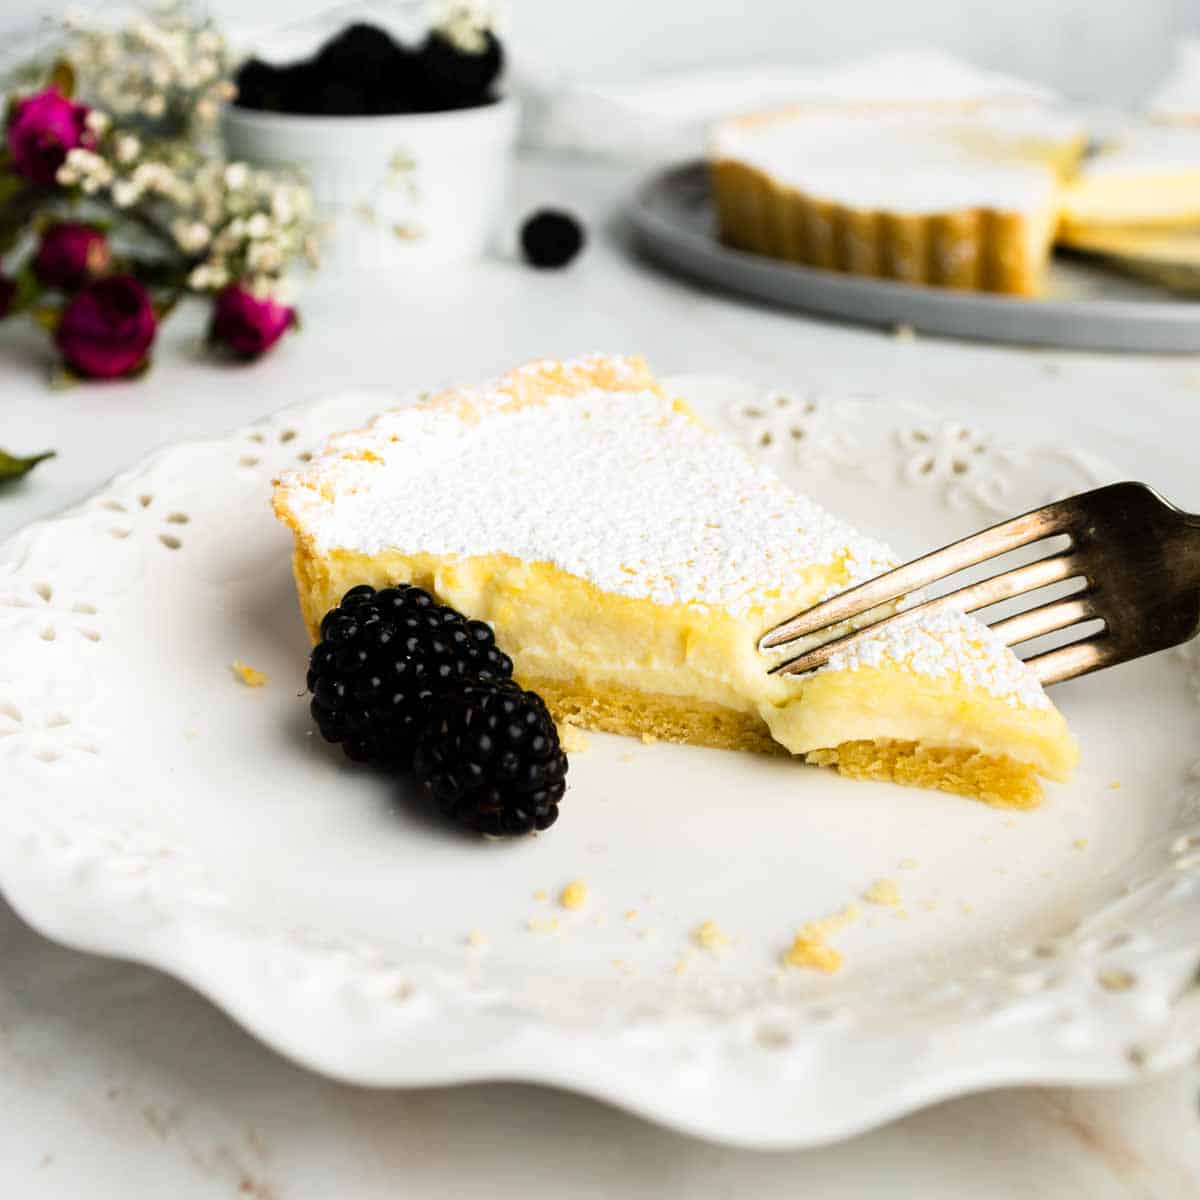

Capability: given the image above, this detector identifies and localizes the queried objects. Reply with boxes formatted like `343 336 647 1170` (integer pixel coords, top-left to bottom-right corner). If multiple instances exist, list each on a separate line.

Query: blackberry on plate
414 679 567 837
307 584 512 770
520 209 585 269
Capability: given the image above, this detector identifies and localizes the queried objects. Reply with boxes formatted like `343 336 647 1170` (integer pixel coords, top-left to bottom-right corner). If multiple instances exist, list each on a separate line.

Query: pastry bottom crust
532 675 1041 809
710 159 1056 297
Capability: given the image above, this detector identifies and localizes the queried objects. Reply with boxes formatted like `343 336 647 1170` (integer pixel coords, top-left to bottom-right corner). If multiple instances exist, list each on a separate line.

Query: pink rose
34 222 111 291
0 274 15 320
55 276 157 379
209 283 296 359
6 88 93 187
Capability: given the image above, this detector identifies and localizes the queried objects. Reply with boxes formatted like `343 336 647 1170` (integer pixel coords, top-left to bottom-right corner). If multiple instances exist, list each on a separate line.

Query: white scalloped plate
1 375 1199 1150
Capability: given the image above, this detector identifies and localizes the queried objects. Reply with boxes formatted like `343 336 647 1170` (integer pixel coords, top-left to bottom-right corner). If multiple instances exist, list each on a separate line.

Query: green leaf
0 266 41 318
0 448 54 482
45 59 75 99
30 303 61 333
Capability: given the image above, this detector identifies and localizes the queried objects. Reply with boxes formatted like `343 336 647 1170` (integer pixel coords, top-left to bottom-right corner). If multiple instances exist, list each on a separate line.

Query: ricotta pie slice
1059 126 1200 235
711 104 1085 295
274 355 1077 808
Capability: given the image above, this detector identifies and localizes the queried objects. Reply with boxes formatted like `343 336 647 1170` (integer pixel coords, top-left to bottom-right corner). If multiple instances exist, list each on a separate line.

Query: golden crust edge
709 158 1054 295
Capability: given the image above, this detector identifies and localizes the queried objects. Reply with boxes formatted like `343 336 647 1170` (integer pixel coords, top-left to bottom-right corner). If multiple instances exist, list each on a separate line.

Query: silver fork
759 482 1200 686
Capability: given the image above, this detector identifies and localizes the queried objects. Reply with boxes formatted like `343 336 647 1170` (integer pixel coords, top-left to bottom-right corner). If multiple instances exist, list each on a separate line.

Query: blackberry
520 210 585 269
307 584 512 769
416 29 504 111
414 679 567 836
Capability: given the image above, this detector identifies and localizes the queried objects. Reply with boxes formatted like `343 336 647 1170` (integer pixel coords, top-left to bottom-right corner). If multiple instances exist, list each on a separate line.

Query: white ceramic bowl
222 97 518 266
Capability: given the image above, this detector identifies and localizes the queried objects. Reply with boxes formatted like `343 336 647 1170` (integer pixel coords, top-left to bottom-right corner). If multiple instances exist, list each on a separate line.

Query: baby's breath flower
172 219 211 252
84 109 110 135
115 134 141 164
112 179 142 207
141 93 166 118
431 0 499 54
223 163 249 190
247 241 283 272
245 213 271 239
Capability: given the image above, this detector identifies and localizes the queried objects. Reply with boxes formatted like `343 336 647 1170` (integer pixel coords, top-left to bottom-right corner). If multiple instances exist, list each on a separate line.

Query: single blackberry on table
307 584 512 770
519 210 585 269
414 679 568 837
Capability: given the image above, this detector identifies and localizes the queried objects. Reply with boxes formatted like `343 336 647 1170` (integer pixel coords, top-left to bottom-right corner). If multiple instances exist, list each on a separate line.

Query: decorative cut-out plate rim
0 373 1198 1151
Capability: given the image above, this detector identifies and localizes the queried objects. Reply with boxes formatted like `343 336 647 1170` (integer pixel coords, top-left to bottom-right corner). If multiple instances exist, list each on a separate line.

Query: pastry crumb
612 958 635 974
863 878 901 908
670 954 691 976
466 930 487 948
638 927 656 941
1109 779 1121 790
231 659 268 687
919 898 938 912
624 908 639 922
560 724 590 753
780 904 858 974
898 857 918 870
781 931 842 974
693 920 731 953
560 879 588 910
960 901 975 916
1073 837 1089 851
640 732 658 745
533 888 549 902
892 322 916 341
526 916 560 935
619 752 636 763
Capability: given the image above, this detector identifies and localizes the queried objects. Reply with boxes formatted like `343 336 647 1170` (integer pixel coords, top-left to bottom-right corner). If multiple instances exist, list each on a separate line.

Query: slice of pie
1059 126 1200 236
1057 224 1200 294
274 355 1077 807
711 104 1086 295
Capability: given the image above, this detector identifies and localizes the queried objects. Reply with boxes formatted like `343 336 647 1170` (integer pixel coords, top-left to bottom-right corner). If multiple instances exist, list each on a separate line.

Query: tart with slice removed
274 354 1077 807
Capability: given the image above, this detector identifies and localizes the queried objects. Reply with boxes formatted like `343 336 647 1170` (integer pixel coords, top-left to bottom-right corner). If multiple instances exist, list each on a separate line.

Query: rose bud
55 275 157 379
0 274 15 320
34 223 111 291
209 283 296 359
6 88 93 186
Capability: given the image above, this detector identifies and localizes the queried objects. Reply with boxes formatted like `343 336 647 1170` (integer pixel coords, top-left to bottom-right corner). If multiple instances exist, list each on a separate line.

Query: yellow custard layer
289 545 1076 808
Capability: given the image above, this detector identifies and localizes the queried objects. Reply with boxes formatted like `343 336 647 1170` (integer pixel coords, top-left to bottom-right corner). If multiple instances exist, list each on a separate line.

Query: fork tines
759 489 1106 683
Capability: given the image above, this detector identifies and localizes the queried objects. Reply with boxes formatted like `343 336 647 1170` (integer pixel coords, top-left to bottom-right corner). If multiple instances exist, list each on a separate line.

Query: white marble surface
1 155 1198 1196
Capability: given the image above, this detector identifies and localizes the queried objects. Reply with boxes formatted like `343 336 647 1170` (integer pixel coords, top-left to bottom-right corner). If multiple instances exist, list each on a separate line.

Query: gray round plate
628 161 1200 353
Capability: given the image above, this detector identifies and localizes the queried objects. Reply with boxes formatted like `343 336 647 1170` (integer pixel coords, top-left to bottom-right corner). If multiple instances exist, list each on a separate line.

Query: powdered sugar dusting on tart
817 607 1050 710
276 355 1051 709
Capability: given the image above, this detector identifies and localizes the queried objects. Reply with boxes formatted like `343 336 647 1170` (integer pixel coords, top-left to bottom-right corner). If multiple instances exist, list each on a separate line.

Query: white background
3 0 1200 106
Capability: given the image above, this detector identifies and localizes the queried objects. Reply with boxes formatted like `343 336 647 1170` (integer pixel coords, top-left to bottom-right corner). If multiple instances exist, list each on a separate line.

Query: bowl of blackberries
224 14 516 262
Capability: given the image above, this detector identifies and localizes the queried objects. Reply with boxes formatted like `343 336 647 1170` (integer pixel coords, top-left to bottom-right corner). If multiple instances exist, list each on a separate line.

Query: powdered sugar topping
817 606 1051 709
281 378 894 614
279 359 1050 709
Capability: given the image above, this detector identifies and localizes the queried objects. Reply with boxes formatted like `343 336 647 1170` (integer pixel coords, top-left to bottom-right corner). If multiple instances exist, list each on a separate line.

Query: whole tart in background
707 55 1086 296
